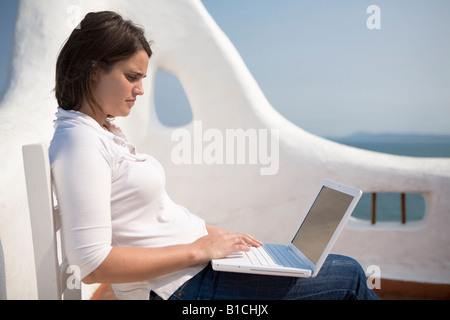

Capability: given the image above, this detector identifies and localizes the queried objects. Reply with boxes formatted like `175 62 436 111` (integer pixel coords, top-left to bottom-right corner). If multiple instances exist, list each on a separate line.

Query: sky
1 0 450 137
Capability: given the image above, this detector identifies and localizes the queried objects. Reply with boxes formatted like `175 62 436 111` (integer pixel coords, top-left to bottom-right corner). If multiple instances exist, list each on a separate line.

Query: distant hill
327 132 450 144
325 132 450 157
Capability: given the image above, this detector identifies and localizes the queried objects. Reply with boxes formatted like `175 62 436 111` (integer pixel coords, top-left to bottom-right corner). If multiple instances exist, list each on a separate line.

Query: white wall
0 0 449 299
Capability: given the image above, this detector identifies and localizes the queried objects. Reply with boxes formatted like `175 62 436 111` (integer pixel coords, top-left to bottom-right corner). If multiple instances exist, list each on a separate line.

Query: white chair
22 143 81 300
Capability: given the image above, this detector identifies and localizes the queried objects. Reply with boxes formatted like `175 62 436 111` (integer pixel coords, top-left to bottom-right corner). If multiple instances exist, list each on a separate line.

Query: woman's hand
238 232 263 248
206 224 263 248
191 226 264 264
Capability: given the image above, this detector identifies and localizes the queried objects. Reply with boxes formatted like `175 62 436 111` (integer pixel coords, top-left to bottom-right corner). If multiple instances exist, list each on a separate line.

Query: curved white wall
0 0 449 299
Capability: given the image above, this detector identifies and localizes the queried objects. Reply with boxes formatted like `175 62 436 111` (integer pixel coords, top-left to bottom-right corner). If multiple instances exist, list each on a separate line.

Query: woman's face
87 49 149 123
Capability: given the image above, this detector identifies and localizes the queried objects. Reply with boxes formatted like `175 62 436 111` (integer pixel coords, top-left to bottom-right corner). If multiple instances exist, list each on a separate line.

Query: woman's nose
133 82 144 96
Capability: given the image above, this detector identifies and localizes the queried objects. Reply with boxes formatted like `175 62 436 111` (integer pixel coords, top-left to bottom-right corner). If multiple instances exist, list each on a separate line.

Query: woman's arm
83 229 254 284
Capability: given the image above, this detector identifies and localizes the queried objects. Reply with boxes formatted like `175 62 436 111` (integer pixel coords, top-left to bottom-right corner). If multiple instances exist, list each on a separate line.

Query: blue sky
1 1 449 137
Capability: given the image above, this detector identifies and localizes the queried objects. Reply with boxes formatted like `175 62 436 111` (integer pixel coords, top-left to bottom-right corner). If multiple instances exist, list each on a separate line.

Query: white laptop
211 179 362 278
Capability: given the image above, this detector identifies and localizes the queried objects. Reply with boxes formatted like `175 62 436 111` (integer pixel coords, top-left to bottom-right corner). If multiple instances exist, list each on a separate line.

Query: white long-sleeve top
49 108 208 300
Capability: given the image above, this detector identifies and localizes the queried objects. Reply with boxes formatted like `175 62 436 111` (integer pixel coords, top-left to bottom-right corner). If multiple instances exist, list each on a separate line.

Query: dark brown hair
55 11 152 113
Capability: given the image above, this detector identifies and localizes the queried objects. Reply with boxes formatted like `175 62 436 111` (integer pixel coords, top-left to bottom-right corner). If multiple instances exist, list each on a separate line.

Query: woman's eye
127 75 137 82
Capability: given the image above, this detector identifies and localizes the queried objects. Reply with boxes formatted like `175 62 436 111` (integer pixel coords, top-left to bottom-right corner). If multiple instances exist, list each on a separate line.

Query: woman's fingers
238 232 263 248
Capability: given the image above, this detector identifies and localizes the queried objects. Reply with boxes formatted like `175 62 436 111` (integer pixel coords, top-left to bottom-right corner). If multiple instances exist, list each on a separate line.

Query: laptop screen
291 186 354 264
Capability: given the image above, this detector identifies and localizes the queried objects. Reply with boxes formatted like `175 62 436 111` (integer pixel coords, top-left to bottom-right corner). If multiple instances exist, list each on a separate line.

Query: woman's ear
91 66 101 82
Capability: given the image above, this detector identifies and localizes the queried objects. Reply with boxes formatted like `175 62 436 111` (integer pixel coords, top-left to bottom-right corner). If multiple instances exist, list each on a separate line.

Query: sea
327 133 450 223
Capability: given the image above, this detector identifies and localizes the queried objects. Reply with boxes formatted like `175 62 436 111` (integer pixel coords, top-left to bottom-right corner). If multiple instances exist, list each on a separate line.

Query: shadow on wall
0 238 6 299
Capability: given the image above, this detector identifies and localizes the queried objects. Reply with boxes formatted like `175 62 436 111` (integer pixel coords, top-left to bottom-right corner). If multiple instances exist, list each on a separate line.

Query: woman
50 11 377 300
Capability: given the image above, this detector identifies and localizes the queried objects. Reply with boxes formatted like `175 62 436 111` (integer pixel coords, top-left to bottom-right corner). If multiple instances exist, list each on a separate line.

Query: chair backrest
22 143 81 300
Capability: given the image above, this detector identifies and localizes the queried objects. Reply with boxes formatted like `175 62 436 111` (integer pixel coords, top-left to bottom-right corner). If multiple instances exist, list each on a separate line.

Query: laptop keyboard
245 245 277 266
261 244 308 269
244 244 308 269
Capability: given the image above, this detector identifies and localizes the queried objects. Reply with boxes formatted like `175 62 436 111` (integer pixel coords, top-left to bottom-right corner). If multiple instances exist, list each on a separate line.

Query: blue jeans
150 254 378 300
